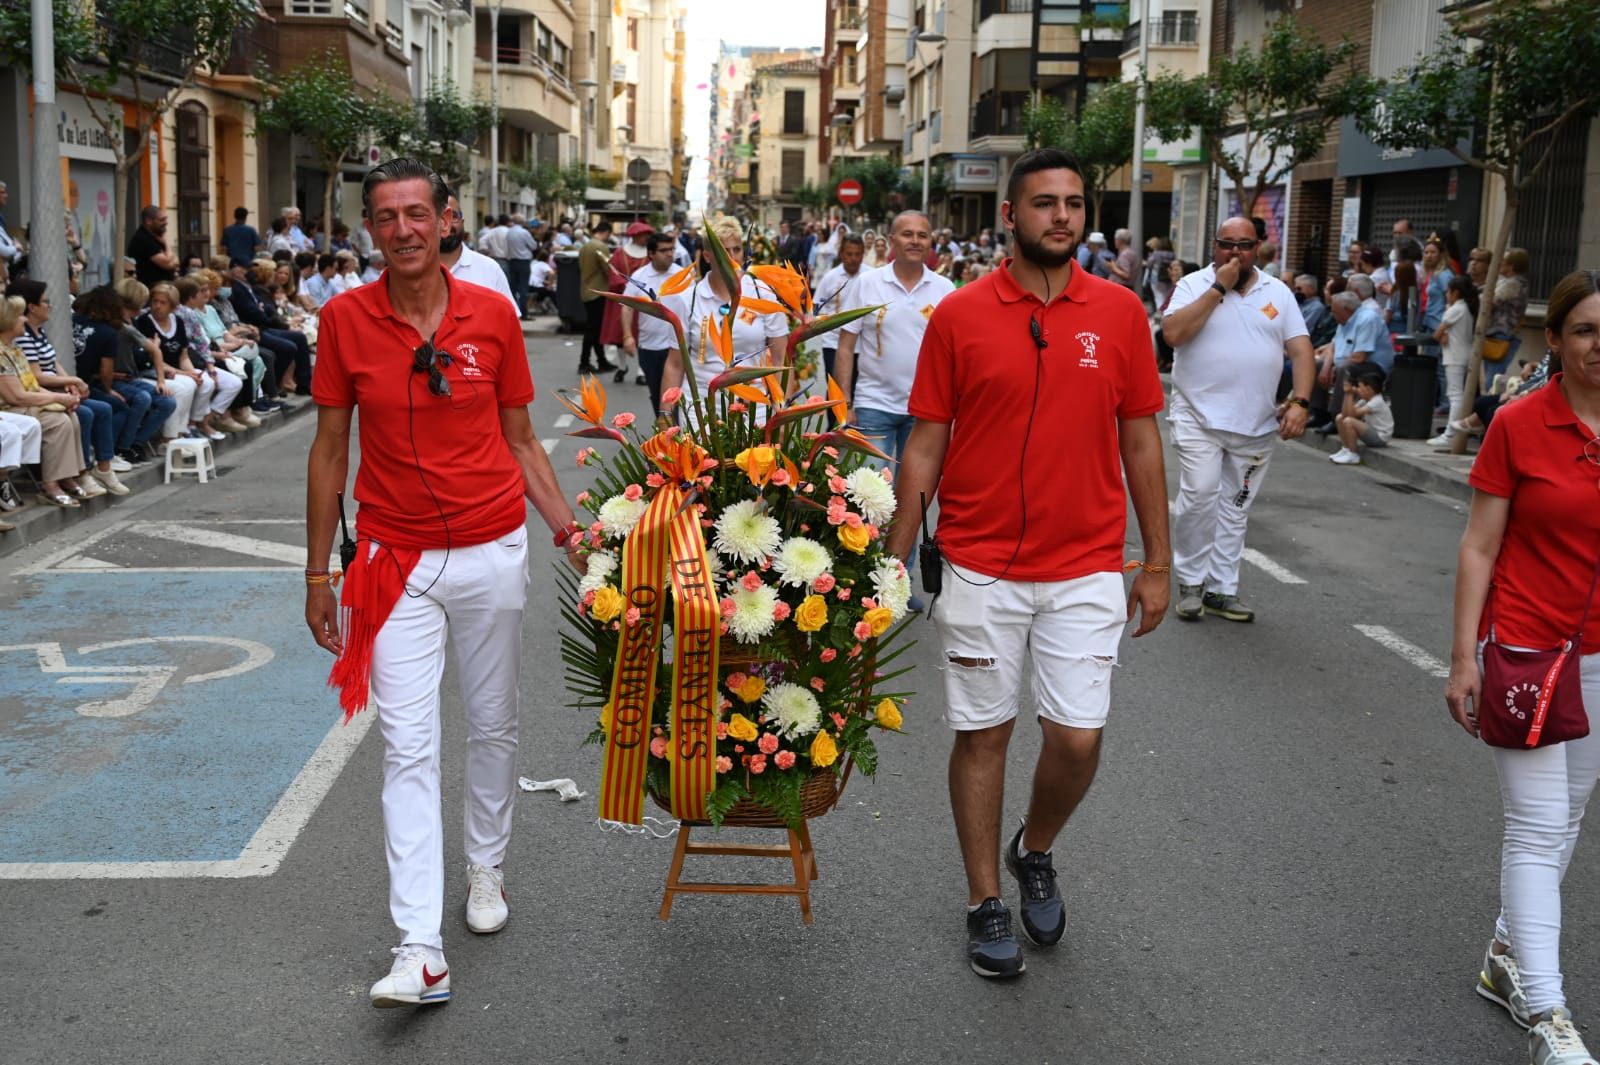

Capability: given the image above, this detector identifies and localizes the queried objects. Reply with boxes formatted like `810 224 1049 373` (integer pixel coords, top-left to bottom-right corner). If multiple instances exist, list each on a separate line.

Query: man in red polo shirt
303 158 582 1008
887 148 1170 980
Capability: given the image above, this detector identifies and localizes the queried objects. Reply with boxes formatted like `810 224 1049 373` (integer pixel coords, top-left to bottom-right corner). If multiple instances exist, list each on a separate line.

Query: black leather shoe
1005 821 1065 946
966 898 1026 978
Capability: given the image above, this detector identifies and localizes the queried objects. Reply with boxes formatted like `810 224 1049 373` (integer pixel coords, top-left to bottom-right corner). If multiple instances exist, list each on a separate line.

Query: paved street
0 326 1582 1064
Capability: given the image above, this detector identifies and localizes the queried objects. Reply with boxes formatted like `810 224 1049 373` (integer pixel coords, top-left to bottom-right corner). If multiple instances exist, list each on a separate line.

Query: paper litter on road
597 816 680 839
517 777 586 801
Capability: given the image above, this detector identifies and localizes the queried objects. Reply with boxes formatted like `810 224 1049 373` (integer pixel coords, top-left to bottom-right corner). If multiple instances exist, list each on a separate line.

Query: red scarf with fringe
328 544 422 720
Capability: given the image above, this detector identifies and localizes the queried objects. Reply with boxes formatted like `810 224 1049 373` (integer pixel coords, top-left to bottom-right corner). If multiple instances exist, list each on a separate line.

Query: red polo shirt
1470 375 1600 653
909 258 1164 582
312 270 535 550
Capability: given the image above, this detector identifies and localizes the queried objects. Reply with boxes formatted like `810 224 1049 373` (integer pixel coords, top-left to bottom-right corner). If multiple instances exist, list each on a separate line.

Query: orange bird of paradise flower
556 375 626 443
748 263 811 317
642 430 717 486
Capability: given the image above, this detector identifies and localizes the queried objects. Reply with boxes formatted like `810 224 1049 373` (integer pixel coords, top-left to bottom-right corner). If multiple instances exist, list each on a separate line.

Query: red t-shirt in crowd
312 269 536 550
1469 375 1600 653
909 258 1165 582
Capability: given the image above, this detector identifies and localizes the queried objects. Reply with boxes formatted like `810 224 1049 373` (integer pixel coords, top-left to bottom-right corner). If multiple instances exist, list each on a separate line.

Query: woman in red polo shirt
1448 269 1600 1062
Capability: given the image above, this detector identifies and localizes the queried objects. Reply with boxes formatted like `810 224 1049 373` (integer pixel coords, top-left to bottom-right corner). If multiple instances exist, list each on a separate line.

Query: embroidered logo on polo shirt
457 342 484 376
739 308 758 325
1262 302 1279 320
1075 331 1101 368
920 304 934 320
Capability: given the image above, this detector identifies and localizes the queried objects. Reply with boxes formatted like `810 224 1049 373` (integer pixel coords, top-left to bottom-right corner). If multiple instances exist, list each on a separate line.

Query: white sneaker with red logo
466 863 509 934
369 944 450 1008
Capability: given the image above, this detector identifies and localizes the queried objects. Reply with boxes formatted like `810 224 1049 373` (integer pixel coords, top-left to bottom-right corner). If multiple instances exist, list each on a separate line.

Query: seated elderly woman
172 275 247 438
136 281 212 441
0 294 90 506
110 278 179 461
194 266 264 429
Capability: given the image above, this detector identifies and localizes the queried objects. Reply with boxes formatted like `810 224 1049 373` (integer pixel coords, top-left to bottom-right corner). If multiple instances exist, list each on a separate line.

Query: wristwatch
1210 281 1227 298
1285 396 1310 410
553 520 583 548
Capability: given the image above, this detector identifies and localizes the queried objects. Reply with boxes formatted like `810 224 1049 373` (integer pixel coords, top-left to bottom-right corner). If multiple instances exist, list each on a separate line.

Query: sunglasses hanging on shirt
412 339 452 397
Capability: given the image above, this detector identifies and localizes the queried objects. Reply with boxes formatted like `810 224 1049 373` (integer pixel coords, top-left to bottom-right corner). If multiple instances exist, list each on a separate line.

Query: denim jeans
116 379 175 446
637 347 668 417
853 406 915 468
76 396 116 465
93 384 146 450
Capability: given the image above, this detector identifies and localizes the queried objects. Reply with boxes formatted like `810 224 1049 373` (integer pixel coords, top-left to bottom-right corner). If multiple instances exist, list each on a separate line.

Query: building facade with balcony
608 0 682 217
823 0 908 173
745 56 824 228
474 0 581 217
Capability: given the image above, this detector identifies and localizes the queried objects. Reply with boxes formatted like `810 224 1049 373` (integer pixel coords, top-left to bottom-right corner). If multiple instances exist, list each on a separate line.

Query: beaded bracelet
1123 560 1172 575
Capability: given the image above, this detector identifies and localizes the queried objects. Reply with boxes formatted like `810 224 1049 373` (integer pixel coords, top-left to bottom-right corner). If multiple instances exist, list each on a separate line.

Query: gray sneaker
1202 591 1255 623
1477 940 1533 1029
1175 584 1204 621
1529 1007 1598 1065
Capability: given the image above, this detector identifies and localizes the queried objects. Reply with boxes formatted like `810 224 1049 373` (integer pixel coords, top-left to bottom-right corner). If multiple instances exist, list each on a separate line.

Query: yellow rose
600 701 615 732
794 594 829 633
734 675 767 703
590 584 625 623
863 606 893 637
874 698 903 730
810 729 839 768
735 446 778 487
727 712 759 742
837 523 870 554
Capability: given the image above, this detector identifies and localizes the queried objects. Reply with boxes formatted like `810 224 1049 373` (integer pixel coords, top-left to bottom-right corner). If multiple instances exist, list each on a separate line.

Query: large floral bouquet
559 237 914 831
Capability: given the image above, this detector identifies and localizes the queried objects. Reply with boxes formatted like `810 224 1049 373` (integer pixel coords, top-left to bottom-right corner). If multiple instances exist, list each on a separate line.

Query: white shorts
933 562 1127 731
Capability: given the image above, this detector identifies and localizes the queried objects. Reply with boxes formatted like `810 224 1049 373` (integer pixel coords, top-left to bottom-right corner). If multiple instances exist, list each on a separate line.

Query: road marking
1354 624 1450 678
0 636 276 717
15 521 125 575
127 521 309 565
541 438 558 454
0 710 375 880
553 414 574 429
1243 549 1307 585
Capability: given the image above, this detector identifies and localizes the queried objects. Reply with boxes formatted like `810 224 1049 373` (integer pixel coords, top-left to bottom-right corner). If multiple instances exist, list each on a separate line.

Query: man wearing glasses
1161 216 1315 624
303 157 583 1009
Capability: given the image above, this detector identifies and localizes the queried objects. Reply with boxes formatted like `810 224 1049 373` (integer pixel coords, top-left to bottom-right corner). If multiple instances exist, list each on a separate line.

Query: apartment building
822 0 910 168
1123 0 1209 262
746 56 825 227
610 0 684 216
475 0 582 216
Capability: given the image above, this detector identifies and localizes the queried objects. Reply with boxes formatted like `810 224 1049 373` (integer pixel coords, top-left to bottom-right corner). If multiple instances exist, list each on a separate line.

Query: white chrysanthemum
578 551 619 596
713 500 782 564
727 583 780 643
845 467 896 525
597 495 649 539
872 558 912 621
772 536 832 587
761 682 822 739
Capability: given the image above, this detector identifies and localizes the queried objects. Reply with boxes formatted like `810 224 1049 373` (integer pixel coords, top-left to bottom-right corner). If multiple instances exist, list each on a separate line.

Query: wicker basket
649 763 850 827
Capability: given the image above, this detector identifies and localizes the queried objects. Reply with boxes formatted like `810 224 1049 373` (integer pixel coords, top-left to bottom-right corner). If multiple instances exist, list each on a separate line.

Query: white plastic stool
163 437 216 484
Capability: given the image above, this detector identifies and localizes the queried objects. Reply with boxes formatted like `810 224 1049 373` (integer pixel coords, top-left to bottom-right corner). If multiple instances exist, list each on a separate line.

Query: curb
1157 372 1472 503
0 399 315 561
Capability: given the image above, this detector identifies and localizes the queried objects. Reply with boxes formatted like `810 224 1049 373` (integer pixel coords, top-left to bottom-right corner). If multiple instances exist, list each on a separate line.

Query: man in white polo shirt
811 233 866 389
620 233 684 418
440 192 518 314
835 211 955 462
1161 216 1314 624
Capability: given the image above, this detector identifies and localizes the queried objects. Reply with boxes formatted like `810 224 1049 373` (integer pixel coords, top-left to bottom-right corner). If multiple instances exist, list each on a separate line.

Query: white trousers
161 374 201 437
205 368 244 416
0 410 42 466
368 531 529 950
1490 652 1600 1015
1169 400 1277 595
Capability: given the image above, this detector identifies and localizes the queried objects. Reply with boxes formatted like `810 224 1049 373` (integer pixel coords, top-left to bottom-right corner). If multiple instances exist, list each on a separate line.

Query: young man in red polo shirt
888 148 1171 979
303 158 583 1008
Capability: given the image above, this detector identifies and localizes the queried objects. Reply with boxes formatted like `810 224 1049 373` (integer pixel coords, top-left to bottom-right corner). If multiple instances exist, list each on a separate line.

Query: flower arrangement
559 237 915 831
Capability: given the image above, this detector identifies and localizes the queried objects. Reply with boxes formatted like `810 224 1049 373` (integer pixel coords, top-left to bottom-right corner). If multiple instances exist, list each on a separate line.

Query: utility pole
31 0 72 355
489 0 501 217
1128 4 1150 259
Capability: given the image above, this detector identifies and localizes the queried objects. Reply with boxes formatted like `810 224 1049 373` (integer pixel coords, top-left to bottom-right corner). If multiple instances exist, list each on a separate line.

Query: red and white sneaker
369 944 450 1008
466 864 508 934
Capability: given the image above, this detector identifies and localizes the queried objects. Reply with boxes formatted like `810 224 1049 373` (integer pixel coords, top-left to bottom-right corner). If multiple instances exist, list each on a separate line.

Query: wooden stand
659 820 819 923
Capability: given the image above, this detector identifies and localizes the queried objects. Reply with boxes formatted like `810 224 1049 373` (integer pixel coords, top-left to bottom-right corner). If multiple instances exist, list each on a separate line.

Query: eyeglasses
413 340 451 397
1215 239 1258 251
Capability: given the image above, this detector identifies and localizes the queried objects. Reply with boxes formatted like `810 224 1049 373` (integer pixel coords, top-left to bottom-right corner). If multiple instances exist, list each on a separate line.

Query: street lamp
912 30 945 215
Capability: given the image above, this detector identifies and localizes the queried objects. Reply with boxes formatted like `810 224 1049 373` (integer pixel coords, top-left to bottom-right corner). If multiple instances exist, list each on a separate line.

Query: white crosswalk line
541 438 559 454
1243 549 1307 585
553 414 574 429
1354 624 1450 678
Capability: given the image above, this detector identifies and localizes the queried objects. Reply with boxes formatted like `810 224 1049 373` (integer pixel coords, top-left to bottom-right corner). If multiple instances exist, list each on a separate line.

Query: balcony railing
97 13 194 81
382 19 403 51
979 0 1032 18
1122 10 1199 50
478 44 572 89
969 91 1028 139
217 16 278 77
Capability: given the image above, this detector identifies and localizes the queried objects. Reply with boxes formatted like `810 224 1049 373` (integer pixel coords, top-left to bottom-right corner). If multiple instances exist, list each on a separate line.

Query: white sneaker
76 477 107 498
108 456 133 472
1427 432 1452 448
1328 448 1350 462
1331 449 1362 466
90 468 130 496
369 944 450 1008
1530 1008 1598 1064
466 863 508 934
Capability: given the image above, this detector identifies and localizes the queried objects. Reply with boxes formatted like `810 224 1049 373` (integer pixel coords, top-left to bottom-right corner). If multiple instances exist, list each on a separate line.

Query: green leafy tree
1022 94 1070 152
371 80 495 187
0 0 255 260
1061 82 1138 233
829 156 903 222
256 56 383 253
1357 0 1600 447
1146 16 1375 216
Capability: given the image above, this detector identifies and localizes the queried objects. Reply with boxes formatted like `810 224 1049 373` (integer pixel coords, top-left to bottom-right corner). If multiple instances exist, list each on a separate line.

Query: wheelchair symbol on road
0 636 275 718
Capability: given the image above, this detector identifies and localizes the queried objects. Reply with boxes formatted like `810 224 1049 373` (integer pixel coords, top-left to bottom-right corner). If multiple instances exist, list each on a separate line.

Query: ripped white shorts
934 562 1127 732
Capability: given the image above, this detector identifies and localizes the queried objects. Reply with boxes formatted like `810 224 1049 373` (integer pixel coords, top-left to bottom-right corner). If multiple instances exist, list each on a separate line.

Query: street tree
256 56 381 253
1061 82 1137 233
0 0 255 260
828 156 902 223
371 80 494 189
1146 16 1375 217
1357 0 1600 449
1021 95 1070 154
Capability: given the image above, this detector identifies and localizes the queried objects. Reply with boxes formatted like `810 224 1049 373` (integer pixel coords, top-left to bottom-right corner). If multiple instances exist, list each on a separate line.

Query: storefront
56 92 122 289
1337 117 1482 265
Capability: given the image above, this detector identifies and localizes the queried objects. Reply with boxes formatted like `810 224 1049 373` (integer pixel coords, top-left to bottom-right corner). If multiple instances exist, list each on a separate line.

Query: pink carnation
826 497 848 525
757 733 779 755
853 621 872 640
720 597 737 618
830 712 847 730
740 570 764 592
749 754 767 774
728 401 748 413
771 468 792 487
825 465 840 477
581 590 597 607
819 647 838 662
664 425 681 438
661 387 682 406
611 412 636 429
576 490 592 506
625 607 642 627
719 622 730 636
773 601 792 622
843 512 864 529
829 475 849 494
810 677 827 692
861 596 878 610
802 483 816 494
649 736 668 758
623 483 643 501
880 465 893 482
715 755 733 773
812 573 836 593
646 472 666 488
716 722 729 740
576 447 596 467
726 672 749 691
837 587 852 601
823 446 840 458
848 643 863 658
774 750 796 770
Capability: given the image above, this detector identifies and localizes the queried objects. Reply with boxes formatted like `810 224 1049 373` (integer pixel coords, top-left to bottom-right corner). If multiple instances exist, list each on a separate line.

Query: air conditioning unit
885 85 905 104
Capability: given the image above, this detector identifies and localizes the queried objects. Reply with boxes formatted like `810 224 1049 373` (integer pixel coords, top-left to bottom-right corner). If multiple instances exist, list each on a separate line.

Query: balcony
217 15 279 78
835 4 862 41
968 91 1027 154
478 44 573 92
978 0 1032 17
1121 10 1200 54
98 13 194 82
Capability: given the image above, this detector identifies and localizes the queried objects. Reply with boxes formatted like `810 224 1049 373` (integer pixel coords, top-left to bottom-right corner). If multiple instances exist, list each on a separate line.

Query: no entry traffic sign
836 179 863 206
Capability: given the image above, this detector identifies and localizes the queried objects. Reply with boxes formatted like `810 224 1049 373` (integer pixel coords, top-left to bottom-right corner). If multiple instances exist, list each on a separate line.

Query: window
845 52 856 82
627 17 638 50
536 22 551 64
626 84 637 134
781 149 805 192
783 89 806 135
553 38 569 78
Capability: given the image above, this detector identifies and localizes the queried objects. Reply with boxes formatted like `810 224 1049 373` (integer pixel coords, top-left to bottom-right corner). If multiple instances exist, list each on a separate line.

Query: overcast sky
683 0 825 209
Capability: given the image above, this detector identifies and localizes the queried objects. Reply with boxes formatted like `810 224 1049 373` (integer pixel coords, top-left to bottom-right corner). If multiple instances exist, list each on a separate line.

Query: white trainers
89 468 130 496
1478 940 1533 1029
1330 449 1362 465
466 863 508 934
369 944 450 1008
1427 432 1452 448
107 455 133 472
1530 1008 1599 1064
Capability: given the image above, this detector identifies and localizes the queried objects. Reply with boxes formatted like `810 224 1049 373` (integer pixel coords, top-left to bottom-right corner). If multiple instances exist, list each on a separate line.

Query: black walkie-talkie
917 492 942 598
337 491 357 570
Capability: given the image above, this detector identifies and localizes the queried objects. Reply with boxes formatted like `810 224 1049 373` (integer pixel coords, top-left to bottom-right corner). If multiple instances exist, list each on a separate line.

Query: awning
586 186 624 202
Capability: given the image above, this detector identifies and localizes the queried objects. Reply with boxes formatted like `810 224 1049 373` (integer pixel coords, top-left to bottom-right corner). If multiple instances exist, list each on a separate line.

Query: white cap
1088 232 1106 245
